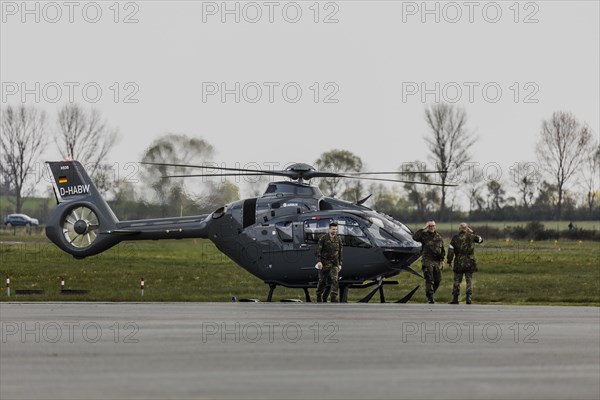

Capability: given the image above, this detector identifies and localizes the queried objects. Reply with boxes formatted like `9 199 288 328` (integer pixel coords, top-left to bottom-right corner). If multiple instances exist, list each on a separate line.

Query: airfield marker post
60 276 65 291
6 275 10 297
141 276 144 296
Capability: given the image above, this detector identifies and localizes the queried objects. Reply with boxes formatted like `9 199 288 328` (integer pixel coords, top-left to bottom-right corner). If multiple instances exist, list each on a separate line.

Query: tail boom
45 161 210 259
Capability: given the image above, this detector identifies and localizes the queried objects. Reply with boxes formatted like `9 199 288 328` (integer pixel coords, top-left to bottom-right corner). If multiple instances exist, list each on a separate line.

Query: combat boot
316 295 323 303
426 294 435 304
448 295 459 304
466 293 472 304
323 288 331 303
330 295 338 303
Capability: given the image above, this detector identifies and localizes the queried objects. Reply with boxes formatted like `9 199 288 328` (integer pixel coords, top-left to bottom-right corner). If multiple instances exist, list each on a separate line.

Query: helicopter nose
383 240 423 277
381 234 422 267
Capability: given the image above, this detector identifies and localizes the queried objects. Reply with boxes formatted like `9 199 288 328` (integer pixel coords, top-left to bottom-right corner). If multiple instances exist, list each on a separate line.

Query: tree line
1 103 117 213
314 104 598 223
1 102 598 223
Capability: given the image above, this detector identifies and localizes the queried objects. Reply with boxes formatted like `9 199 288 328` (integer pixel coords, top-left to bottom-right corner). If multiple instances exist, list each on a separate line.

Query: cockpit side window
369 227 399 247
337 217 372 248
303 217 371 248
303 219 333 243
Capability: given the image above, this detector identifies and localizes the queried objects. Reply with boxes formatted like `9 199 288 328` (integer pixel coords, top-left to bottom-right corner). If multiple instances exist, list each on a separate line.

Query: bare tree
400 161 439 219
461 165 485 214
509 162 541 208
534 180 558 209
486 180 506 210
54 103 118 178
0 105 47 213
424 103 476 220
536 111 592 219
579 143 599 215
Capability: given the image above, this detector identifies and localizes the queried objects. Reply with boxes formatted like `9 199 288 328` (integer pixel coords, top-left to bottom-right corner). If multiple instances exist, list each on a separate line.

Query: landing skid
264 281 420 303
267 283 313 302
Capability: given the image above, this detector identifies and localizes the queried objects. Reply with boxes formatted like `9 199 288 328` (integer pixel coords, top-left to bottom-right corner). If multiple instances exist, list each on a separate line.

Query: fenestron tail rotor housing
62 206 100 249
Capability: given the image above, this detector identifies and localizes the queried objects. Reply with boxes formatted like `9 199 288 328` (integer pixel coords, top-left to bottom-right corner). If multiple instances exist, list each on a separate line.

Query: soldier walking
315 221 343 303
412 220 445 304
447 223 484 304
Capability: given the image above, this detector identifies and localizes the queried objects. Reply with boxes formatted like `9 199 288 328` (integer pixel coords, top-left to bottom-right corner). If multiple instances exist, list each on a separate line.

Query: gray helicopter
45 160 453 303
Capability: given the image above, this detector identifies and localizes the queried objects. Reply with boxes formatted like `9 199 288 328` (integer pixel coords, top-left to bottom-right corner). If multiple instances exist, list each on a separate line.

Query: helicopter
44 160 453 303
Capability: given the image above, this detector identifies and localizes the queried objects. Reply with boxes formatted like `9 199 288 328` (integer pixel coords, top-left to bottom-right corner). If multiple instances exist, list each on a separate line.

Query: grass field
1 229 598 305
407 220 600 233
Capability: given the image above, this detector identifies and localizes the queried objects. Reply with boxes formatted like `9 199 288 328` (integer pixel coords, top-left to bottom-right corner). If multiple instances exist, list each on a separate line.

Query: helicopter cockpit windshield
303 217 372 248
367 214 415 247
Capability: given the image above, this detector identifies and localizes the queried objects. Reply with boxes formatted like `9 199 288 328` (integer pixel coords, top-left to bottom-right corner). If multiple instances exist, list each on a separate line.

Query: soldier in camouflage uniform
412 220 445 304
447 223 484 304
315 221 343 303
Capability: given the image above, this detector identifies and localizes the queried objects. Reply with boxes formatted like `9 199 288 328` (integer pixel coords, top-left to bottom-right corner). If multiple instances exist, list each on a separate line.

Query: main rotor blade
162 173 274 179
334 174 458 187
302 170 449 180
163 170 457 186
344 170 449 176
143 161 457 185
302 171 347 179
141 161 290 176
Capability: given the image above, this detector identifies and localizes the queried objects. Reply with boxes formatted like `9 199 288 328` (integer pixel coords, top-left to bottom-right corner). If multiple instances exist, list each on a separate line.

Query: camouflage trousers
422 262 442 297
452 272 473 296
316 266 339 302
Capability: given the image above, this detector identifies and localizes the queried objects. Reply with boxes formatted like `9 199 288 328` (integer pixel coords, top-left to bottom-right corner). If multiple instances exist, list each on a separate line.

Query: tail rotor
62 206 100 249
46 161 121 258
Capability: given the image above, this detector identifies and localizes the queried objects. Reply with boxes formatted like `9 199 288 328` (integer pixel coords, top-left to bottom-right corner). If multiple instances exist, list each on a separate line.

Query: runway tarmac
1 302 599 399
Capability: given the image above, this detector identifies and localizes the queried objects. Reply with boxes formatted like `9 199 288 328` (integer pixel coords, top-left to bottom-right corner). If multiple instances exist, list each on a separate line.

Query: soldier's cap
329 221 338 227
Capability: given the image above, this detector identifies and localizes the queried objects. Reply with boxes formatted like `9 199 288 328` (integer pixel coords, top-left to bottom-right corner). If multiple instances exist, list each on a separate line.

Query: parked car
4 214 39 227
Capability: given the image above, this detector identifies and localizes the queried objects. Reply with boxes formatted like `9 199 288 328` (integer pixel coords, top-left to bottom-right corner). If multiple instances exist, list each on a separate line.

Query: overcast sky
1 0 599 202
